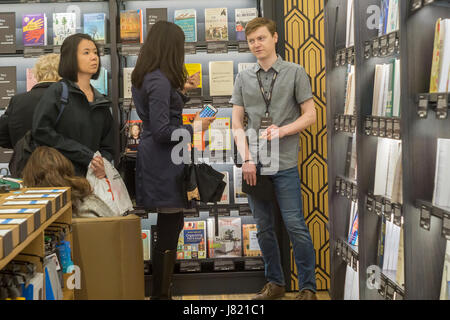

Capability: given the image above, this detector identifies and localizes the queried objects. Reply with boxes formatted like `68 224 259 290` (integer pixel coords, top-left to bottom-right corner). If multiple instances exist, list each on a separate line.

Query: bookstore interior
0 0 449 303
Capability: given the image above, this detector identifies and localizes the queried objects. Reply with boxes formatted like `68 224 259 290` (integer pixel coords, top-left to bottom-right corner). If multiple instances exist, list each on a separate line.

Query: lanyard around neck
256 70 278 117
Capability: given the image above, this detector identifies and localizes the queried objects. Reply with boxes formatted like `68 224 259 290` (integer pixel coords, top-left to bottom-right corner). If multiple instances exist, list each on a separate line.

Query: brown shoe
296 289 318 300
252 282 285 300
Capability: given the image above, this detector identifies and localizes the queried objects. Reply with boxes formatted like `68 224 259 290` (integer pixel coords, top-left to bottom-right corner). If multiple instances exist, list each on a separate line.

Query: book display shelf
326 0 450 300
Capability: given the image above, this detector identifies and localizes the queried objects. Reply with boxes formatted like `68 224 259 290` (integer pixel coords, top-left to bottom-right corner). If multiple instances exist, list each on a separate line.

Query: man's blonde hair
32 53 61 83
245 17 277 37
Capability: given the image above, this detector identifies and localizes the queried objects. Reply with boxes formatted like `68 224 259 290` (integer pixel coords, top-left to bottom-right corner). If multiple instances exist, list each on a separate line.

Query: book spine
430 19 442 93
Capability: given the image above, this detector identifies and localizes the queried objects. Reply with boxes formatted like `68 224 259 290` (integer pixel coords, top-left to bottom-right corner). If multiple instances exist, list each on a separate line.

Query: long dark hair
131 21 187 90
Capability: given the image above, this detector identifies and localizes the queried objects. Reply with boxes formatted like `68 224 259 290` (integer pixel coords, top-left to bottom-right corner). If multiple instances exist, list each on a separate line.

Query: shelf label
24 47 45 58
184 42 197 55
442 212 450 240
238 41 250 53
207 42 228 54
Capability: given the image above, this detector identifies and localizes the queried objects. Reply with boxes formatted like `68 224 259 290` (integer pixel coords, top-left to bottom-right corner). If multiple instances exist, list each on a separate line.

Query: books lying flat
209 61 234 96
146 8 167 33
90 67 108 96
429 18 450 93
242 224 261 257
207 217 242 258
0 66 16 109
174 9 197 43
23 14 47 46
205 8 228 41
120 10 143 43
177 221 207 260
0 13 16 54
84 13 107 44
235 8 258 41
53 13 76 46
432 139 450 211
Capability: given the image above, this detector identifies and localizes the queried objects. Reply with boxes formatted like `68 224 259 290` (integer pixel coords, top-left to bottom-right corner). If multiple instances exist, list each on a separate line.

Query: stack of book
372 59 401 118
429 18 450 93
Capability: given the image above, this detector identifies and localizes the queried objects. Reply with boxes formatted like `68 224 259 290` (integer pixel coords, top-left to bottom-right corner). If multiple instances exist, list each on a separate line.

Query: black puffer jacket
32 79 114 176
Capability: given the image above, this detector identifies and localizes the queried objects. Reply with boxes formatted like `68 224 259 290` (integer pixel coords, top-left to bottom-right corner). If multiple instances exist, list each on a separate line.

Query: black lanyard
256 70 278 117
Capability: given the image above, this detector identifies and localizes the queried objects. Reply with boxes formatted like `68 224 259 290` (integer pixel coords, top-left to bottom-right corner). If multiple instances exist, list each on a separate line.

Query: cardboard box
0 225 20 259
0 206 46 225
4 194 61 213
22 187 71 209
0 214 38 239
72 215 145 300
1 200 54 220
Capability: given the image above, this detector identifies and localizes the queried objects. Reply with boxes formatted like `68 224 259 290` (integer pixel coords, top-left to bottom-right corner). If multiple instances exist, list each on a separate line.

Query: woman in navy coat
131 21 215 300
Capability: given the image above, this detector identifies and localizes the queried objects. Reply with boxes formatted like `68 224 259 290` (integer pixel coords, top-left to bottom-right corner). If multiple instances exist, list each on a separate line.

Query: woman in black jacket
131 21 215 299
32 33 114 178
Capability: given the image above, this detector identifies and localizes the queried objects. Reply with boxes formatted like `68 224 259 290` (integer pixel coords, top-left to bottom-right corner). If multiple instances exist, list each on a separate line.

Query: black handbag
242 174 276 201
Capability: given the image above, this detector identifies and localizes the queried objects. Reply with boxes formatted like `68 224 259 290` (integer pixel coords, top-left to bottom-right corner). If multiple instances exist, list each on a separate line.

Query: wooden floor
173 291 331 300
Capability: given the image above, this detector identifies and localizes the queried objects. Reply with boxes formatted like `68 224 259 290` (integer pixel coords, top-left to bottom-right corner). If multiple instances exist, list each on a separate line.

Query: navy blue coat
132 70 193 209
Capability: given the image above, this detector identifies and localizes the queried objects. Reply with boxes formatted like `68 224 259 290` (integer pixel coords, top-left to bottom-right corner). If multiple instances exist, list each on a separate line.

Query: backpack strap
55 81 69 124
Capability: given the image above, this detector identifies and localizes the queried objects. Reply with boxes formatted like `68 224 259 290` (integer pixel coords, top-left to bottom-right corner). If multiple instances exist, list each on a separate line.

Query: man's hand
260 124 286 141
242 161 257 186
90 155 106 179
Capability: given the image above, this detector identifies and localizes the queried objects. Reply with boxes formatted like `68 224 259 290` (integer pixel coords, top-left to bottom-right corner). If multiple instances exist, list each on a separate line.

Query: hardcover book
207 217 242 258
22 13 47 46
235 8 257 41
208 117 231 151
83 13 107 44
123 67 134 99
242 224 261 257
120 10 143 43
146 8 167 33
0 13 16 53
53 12 76 46
182 113 205 151
125 120 142 153
0 66 16 109
176 220 207 260
174 9 197 42
205 8 228 41
209 61 234 96
185 63 202 96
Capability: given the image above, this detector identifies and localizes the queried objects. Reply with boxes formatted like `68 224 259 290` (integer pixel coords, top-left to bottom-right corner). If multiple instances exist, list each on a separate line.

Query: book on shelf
120 10 143 43
23 14 47 46
83 13 107 44
209 61 234 96
0 66 16 109
439 240 450 300
344 264 359 300
205 8 228 42
233 166 248 204
208 117 231 151
90 67 108 96
238 62 257 73
26 68 37 92
207 217 242 258
374 138 402 200
429 19 450 93
53 13 76 46
142 229 151 261
235 8 258 41
176 220 207 260
372 59 400 117
125 120 142 153
0 13 16 54
344 64 355 115
242 224 261 257
184 63 202 96
345 0 354 48
385 0 400 34
347 201 358 246
174 9 197 43
123 67 134 99
146 8 167 34
432 138 450 211
377 215 387 269
182 113 205 151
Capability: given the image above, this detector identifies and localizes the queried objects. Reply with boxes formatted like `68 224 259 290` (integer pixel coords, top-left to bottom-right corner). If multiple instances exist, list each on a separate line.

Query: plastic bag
86 151 134 216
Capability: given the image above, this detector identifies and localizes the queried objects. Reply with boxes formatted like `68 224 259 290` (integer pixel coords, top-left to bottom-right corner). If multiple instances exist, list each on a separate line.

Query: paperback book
23 13 47 46
53 12 76 46
235 8 258 41
174 9 197 42
205 8 228 41
83 13 107 44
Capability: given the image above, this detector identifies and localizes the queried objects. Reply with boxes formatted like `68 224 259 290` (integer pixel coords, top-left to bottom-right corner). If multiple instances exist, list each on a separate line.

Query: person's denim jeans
247 166 317 292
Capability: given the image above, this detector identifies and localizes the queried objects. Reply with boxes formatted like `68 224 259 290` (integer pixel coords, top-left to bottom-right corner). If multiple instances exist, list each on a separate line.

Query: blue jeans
247 166 317 292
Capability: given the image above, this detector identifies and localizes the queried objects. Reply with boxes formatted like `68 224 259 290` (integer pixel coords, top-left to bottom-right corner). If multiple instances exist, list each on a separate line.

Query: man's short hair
58 33 101 82
245 17 277 37
33 53 61 83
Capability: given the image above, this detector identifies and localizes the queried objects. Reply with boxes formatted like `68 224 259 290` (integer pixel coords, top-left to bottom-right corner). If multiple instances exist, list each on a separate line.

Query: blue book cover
90 67 107 95
83 13 106 44
174 9 197 42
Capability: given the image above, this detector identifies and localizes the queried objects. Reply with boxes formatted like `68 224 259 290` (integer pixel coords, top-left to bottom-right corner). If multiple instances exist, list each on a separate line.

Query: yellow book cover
120 10 142 43
242 224 261 257
185 63 202 96
430 18 442 93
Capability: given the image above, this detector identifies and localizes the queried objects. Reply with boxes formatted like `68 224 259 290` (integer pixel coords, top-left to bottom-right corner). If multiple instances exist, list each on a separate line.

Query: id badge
260 116 273 130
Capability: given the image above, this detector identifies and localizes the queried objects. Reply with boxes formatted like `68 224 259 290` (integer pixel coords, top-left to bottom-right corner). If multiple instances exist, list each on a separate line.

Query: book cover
23 13 47 46
182 113 205 151
176 220 207 260
174 9 197 42
386 0 399 34
125 120 142 153
142 229 151 261
146 8 167 33
208 117 231 151
83 13 107 44
438 19 450 92
242 224 261 257
0 66 16 109
0 13 16 54
348 201 358 246
432 139 450 210
430 19 442 93
392 58 401 117
345 0 354 47
185 63 202 96
207 218 216 258
205 8 228 42
385 59 395 117
123 67 134 99
53 13 76 46
26 68 37 92
90 67 108 96
214 217 242 258
120 10 143 43
238 62 257 73
209 61 234 96
233 166 248 204
235 8 258 41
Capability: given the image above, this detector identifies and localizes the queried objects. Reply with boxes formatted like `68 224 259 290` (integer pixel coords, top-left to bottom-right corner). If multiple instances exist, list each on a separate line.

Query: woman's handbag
183 161 226 204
